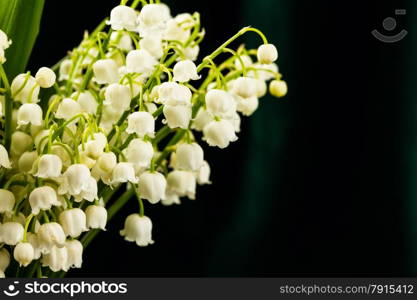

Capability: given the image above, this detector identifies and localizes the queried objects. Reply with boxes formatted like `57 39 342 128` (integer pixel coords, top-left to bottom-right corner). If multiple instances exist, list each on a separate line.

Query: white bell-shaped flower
183 44 200 61
35 154 62 178
73 176 98 203
65 239 83 269
0 189 15 213
11 74 40 103
163 18 190 43
13 242 34 267
269 79 288 98
192 108 213 131
0 248 10 272
35 67 56 88
254 78 267 98
0 144 11 169
17 103 43 126
138 171 166 204
139 36 163 59
55 98 82 120
197 160 211 185
120 214 154 247
138 3 171 37
157 81 192 106
11 131 32 157
111 162 138 184
110 31 133 51
27 233 42 260
125 138 154 168
163 105 191 129
0 29 11 50
235 95 259 116
97 152 117 173
205 89 236 117
59 208 87 238
161 190 181 206
203 119 238 148
93 59 119 84
85 205 107 230
29 186 61 215
104 83 131 112
77 91 98 114
176 143 204 171
126 49 157 76
41 245 68 272
0 222 24 245
257 43 278 64
126 111 155 138
250 62 278 81
59 164 92 196
58 59 72 81
18 151 37 173
172 60 200 82
166 170 196 199
84 132 107 160
233 77 257 99
107 5 138 31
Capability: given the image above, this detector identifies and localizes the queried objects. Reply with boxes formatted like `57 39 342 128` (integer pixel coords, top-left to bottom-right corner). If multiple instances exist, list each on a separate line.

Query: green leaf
0 0 45 79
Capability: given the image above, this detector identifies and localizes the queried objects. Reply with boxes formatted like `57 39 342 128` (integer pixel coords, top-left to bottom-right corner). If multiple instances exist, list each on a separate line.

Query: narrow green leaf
0 0 45 79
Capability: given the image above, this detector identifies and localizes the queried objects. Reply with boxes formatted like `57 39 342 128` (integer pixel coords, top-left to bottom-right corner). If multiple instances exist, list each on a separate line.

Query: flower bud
176 143 204 171
97 152 117 173
13 242 34 267
257 43 278 64
58 59 72 81
203 119 238 148
173 60 200 82
166 170 196 199
35 67 56 88
120 214 154 247
35 154 63 178
65 239 83 269
0 248 10 272
269 80 288 98
104 83 131 112
11 131 33 157
18 151 38 173
125 138 154 168
56 98 82 120
59 208 87 238
85 205 107 230
107 5 138 31
77 91 98 114
110 31 133 51
17 103 43 126
205 89 236 117
11 74 39 103
29 186 61 215
126 49 157 75
41 245 68 272
0 144 11 169
126 111 155 138
254 78 267 98
0 222 24 245
197 161 211 185
112 162 138 184
138 171 166 204
93 59 119 84
0 189 15 213
84 133 107 160
163 105 191 129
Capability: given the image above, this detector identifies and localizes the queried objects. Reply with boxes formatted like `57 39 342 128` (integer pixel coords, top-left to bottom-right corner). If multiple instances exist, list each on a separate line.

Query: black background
27 0 414 277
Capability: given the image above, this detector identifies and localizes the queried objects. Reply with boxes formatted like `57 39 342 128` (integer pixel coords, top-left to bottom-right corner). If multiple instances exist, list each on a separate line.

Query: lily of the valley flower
120 214 154 247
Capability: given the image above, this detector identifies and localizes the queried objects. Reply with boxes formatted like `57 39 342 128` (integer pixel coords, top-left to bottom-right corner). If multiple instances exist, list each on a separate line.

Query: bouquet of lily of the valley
0 0 287 277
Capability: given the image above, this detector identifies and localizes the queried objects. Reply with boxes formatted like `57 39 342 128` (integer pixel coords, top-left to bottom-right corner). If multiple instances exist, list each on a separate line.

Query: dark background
27 0 417 277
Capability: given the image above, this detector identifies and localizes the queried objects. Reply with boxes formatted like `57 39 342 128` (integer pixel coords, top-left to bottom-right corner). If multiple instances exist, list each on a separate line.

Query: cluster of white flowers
0 0 286 277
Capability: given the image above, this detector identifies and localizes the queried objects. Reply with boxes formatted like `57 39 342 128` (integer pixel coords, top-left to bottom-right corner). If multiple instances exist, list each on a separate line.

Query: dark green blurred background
27 0 416 276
